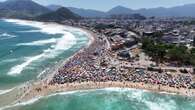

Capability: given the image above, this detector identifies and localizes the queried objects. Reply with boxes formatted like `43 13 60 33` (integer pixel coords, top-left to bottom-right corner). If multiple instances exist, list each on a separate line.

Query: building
193 36 195 46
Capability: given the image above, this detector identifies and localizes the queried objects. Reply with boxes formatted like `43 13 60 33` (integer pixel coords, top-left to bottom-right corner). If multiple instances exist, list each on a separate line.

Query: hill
135 4 195 17
0 0 50 18
47 5 62 11
111 4 195 17
107 6 133 15
67 7 106 18
35 7 81 22
60 4 195 17
47 5 106 18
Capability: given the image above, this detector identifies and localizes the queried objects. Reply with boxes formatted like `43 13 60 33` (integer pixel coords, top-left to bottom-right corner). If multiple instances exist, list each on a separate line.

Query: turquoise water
5 88 195 110
0 19 88 89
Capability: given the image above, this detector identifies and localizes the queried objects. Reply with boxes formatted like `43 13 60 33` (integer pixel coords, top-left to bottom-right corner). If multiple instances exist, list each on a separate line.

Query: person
193 68 195 74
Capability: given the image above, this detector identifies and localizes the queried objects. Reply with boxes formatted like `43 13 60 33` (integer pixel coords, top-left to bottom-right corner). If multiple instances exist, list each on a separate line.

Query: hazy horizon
1 0 195 11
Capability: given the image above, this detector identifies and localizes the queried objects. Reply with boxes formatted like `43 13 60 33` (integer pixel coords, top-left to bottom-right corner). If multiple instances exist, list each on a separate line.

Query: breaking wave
0 88 189 110
0 96 42 110
0 33 16 40
0 88 15 95
5 19 77 76
0 59 18 64
8 32 76 75
8 54 45 75
17 38 57 46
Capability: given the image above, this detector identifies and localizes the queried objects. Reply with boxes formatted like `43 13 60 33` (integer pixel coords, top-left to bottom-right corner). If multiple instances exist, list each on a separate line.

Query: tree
141 37 195 66
191 48 195 54
167 45 188 65
153 44 167 63
142 38 167 63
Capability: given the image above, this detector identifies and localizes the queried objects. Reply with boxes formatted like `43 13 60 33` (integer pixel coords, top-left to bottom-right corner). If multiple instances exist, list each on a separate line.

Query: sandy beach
17 81 195 103
12 24 195 105
1 19 194 108
10 21 96 104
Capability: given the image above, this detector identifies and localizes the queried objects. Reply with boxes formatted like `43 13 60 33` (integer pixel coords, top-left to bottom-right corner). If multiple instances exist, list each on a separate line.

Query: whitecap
0 91 83 110
37 69 47 78
0 96 42 110
0 88 148 110
5 19 77 76
3 19 86 35
0 88 178 110
18 30 40 33
15 96 42 106
17 38 57 46
8 33 76 75
0 58 18 64
3 19 71 35
145 100 177 110
0 88 15 95
8 32 76 75
8 54 45 75
0 33 16 40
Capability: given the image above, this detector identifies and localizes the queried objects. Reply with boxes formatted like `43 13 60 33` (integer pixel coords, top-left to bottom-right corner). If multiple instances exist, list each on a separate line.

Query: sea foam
0 88 181 110
0 88 15 95
0 33 16 40
5 19 77 76
8 54 45 75
0 96 42 110
0 58 18 64
17 38 57 46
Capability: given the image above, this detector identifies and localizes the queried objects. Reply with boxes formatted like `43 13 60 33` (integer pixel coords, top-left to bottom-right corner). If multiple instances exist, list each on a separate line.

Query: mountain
0 0 50 18
107 6 133 15
108 4 195 17
166 4 195 17
35 7 81 22
47 5 62 11
68 7 106 18
47 5 106 18
2 0 195 19
136 4 195 17
41 3 195 18
135 7 168 17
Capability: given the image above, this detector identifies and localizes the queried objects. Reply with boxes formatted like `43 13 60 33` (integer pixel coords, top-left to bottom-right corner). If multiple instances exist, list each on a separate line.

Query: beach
17 81 195 102
1 19 195 109
0 19 89 107
10 20 195 104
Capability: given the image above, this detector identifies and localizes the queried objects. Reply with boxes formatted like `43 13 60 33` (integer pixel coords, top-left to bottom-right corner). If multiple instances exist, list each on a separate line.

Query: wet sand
17 81 195 103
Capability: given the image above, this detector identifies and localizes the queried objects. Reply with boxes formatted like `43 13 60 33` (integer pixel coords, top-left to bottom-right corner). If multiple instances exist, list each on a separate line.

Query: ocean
0 19 88 91
3 88 195 110
0 19 195 110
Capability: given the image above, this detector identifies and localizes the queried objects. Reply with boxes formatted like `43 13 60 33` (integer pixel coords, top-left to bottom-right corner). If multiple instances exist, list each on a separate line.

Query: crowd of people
129 71 192 88
50 28 194 90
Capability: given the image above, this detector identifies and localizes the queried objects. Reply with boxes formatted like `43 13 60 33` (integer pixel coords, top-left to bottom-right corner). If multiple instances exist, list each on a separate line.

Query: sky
1 0 195 11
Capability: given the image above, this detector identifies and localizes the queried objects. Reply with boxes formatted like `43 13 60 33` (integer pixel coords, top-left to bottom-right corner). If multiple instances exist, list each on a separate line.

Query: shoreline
1 19 195 108
1 81 195 110
42 25 95 83
10 19 96 103
17 23 195 103
2 18 94 83
0 19 94 108
10 81 195 107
